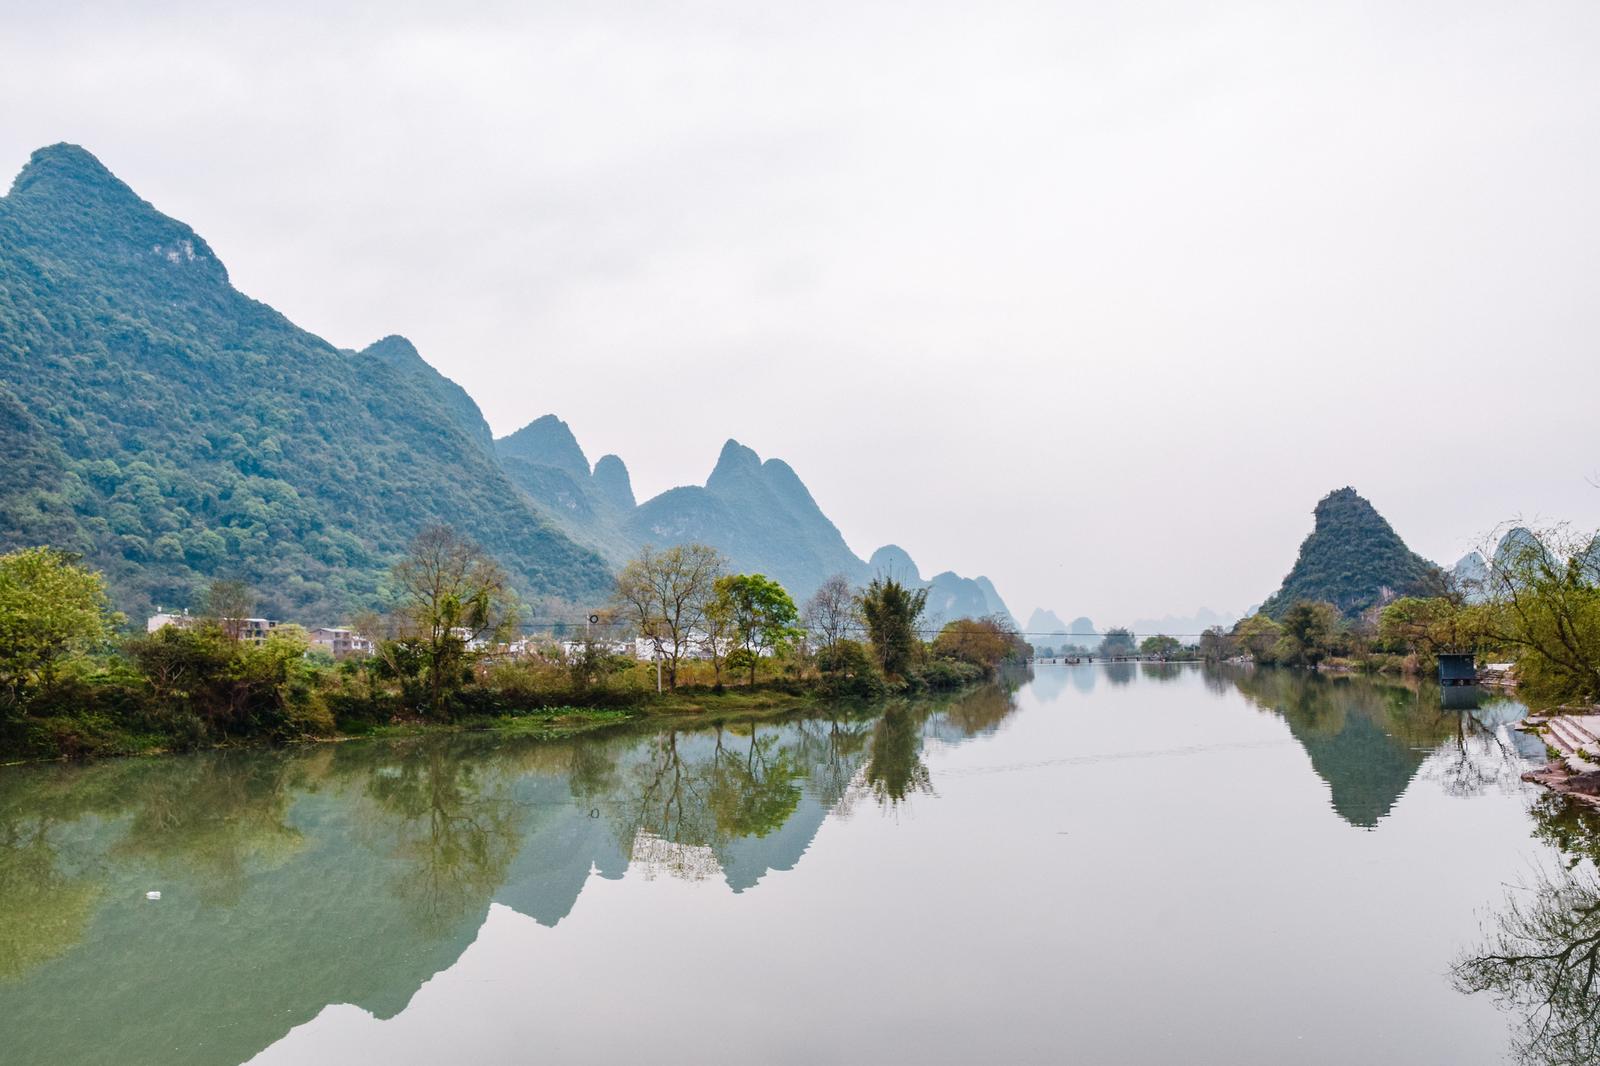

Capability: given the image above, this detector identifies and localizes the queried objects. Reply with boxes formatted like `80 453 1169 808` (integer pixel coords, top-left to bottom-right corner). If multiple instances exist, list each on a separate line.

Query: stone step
1546 717 1600 773
1568 716 1600 747
1546 717 1583 750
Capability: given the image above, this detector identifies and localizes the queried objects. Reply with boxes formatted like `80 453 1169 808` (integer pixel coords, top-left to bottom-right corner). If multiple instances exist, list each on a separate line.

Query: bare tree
391 525 514 716
802 573 859 661
613 544 725 688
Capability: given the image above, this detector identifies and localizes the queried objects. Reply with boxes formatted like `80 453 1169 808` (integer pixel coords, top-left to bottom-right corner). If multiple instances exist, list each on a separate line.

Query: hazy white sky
5 0 1599 623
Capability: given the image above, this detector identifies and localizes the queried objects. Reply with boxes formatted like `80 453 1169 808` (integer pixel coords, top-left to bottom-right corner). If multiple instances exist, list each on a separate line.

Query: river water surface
3 663 1598 1065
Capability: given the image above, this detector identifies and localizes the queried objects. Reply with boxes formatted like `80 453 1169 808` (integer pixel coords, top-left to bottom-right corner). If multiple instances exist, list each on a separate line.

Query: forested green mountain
1260 487 1443 618
492 414 639 562
0 144 612 619
0 142 1014 626
362 334 495 457
625 440 869 600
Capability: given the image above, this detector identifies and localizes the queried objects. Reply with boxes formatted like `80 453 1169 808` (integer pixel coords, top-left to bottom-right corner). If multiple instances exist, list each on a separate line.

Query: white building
308 627 374 658
146 612 280 645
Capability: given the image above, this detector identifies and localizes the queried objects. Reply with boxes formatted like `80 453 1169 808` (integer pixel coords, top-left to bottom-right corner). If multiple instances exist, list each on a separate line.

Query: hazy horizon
6 1 1598 622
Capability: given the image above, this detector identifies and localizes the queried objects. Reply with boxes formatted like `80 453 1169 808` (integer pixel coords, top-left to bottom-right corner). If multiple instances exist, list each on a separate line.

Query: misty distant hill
854 545 1016 631
1127 607 1240 639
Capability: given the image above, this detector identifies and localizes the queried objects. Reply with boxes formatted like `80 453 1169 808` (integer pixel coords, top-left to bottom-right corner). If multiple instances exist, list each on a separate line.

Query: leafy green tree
1377 595 1488 670
714 573 802 685
858 577 928 678
1276 601 1342 670
128 622 330 741
813 638 883 696
1482 525 1600 706
0 547 118 713
1232 613 1283 663
390 525 514 717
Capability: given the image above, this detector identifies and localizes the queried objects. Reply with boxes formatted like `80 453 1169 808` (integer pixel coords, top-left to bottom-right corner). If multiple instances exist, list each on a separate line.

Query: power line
507 620 1216 639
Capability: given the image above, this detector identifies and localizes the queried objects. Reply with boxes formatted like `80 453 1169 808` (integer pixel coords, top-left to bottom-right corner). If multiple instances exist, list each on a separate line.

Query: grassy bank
1 679 934 766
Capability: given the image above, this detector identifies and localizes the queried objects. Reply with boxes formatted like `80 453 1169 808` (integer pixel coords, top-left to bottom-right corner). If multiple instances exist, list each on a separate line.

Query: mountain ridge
0 143 1015 627
0 144 614 618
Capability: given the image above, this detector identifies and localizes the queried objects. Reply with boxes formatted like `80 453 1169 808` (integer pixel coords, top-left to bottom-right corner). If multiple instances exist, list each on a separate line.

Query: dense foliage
1261 487 1444 619
0 547 118 710
0 144 612 622
0 538 1019 759
859 576 929 678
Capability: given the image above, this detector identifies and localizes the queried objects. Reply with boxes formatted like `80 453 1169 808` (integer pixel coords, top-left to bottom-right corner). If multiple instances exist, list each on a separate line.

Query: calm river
3 664 1596 1065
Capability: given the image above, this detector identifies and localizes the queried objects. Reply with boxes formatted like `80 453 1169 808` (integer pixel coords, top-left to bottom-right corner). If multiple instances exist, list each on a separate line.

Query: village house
307 627 374 658
146 612 281 645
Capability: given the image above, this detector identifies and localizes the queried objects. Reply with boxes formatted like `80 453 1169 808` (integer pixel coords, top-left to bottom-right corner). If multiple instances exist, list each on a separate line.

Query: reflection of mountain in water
0 683 1021 1066
1230 670 1466 828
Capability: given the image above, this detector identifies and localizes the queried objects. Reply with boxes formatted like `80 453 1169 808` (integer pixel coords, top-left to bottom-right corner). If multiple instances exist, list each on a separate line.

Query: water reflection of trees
865 706 933 806
1455 796 1600 1065
1104 662 1136 686
355 740 528 936
0 808 101 981
0 679 1025 1024
114 751 307 906
598 720 846 879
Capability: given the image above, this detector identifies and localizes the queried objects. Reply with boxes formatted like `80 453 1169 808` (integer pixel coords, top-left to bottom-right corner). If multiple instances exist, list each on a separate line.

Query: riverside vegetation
0 529 1029 761
1204 521 1600 710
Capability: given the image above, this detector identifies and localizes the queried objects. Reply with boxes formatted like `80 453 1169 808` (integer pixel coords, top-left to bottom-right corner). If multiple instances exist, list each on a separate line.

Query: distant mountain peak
868 544 923 584
5 142 229 288
591 454 635 511
496 414 590 481
362 336 493 455
707 439 762 490
10 143 123 199
364 334 420 360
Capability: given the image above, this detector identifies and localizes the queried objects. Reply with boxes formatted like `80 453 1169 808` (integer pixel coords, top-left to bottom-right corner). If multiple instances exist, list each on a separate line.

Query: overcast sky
5 0 1599 625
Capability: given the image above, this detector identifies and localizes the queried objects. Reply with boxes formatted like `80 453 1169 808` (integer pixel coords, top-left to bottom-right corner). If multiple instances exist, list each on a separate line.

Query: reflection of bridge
1025 656 1203 665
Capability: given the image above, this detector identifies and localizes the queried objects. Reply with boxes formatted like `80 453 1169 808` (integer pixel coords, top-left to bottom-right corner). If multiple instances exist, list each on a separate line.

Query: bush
915 659 986 690
816 639 886 697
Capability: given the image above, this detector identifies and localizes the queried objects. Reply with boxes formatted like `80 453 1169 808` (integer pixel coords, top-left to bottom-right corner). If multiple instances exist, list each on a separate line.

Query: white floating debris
145 890 161 901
